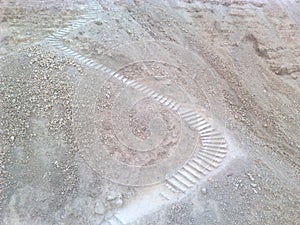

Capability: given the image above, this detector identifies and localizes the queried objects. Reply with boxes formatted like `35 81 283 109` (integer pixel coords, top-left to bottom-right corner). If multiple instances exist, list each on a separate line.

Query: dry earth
0 0 299 225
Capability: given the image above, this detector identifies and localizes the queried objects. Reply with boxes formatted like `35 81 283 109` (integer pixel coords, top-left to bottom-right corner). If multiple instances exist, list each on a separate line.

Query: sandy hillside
0 0 299 224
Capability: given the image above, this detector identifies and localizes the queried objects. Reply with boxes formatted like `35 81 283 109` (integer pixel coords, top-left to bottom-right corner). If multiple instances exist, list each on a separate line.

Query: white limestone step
200 148 227 157
166 177 188 193
195 155 220 168
195 124 212 132
188 161 210 175
173 173 195 187
181 111 198 119
202 142 227 149
201 136 225 141
178 169 198 183
197 151 224 163
187 117 206 126
192 157 215 170
190 120 209 129
201 138 227 146
182 164 204 179
184 114 202 122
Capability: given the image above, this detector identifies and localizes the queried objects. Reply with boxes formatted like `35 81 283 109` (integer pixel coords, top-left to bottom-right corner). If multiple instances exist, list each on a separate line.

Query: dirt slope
0 0 299 224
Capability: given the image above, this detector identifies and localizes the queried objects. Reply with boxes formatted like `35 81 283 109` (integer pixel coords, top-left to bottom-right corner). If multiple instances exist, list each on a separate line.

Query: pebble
250 183 258 188
291 74 297 79
94 201 105 215
115 197 123 207
246 173 255 181
201 187 207 195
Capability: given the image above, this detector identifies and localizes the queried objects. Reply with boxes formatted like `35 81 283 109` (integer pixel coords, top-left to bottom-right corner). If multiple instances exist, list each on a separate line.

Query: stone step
199 130 221 138
178 107 193 115
137 85 148 92
188 117 206 126
166 177 187 193
82 58 93 65
115 73 125 80
94 64 104 70
188 161 210 176
173 174 194 188
202 139 227 145
159 97 168 104
154 94 164 102
184 114 202 122
102 67 112 73
121 76 128 82
195 155 220 168
201 139 226 145
130 81 141 88
151 92 160 98
73 53 85 59
176 171 196 185
166 183 181 193
200 148 227 157
142 87 154 95
192 157 214 171
146 89 156 96
168 101 176 108
197 151 224 163
181 111 198 119
191 120 209 129
195 124 212 132
201 136 225 142
89 62 98 67
202 142 227 150
178 169 198 183
125 79 135 86
171 103 180 111
64 49 75 54
183 164 204 179
163 98 174 107
134 83 145 90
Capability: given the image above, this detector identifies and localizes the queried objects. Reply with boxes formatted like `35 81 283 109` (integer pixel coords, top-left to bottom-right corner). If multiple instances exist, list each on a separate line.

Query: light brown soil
0 0 299 224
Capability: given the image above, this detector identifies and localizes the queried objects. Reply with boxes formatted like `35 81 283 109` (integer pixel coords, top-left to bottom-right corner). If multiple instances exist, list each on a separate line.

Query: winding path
44 1 228 224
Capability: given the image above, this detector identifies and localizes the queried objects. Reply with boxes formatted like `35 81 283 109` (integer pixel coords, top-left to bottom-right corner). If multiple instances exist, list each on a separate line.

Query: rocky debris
270 64 300 76
0 45 81 219
167 202 194 225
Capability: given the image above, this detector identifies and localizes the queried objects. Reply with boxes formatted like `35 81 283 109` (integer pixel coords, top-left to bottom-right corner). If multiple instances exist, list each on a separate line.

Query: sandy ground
0 0 299 224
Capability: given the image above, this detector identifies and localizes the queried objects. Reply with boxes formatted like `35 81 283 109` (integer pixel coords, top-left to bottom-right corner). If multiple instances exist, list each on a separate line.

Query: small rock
201 187 207 195
95 21 103 26
250 183 258 188
94 201 105 215
291 74 297 80
246 173 255 181
106 191 119 201
115 197 123 207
